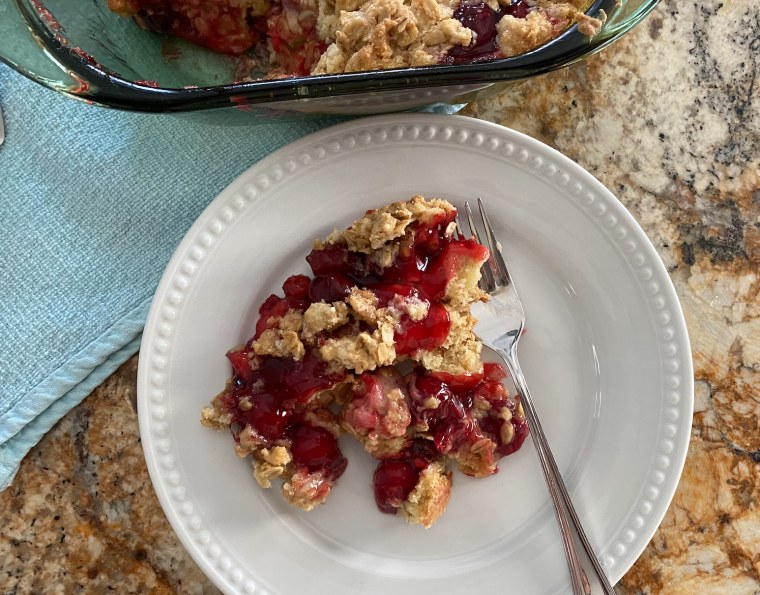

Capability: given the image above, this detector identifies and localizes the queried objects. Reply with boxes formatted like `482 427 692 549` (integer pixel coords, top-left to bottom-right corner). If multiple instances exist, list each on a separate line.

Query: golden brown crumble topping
313 0 601 73
319 324 397 373
200 403 232 430
537 0 604 35
324 195 455 252
302 301 350 338
412 306 482 374
253 446 292 488
312 0 472 74
387 293 430 322
282 468 333 510
252 328 306 360
496 11 554 57
347 287 381 322
400 462 453 527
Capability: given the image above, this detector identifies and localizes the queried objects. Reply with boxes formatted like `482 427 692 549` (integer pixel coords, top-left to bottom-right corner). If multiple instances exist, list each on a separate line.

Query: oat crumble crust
319 323 398 373
302 301 350 338
400 461 453 528
282 468 333 510
201 196 527 526
412 305 482 374
323 195 454 253
312 0 472 73
252 446 292 488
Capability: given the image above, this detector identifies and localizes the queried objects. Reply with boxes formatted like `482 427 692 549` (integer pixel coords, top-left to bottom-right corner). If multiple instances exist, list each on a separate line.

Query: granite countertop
2 0 759 592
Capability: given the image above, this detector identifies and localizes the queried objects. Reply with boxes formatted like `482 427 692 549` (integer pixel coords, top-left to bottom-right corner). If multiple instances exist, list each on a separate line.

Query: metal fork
460 198 616 595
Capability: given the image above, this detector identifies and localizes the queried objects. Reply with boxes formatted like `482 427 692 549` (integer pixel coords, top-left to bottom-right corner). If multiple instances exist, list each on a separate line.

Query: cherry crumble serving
201 196 528 527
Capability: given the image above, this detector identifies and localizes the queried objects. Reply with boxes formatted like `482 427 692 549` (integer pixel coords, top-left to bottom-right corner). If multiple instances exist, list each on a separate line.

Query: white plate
138 114 693 595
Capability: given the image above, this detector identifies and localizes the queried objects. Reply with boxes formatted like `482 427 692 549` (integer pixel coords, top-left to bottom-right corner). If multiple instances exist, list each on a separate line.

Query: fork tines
459 199 511 292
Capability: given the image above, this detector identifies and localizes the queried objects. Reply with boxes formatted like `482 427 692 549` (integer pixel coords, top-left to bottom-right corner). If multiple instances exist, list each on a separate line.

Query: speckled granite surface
2 0 759 592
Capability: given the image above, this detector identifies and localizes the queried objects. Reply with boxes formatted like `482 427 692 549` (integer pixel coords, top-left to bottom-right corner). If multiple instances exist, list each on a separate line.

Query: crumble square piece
201 196 529 527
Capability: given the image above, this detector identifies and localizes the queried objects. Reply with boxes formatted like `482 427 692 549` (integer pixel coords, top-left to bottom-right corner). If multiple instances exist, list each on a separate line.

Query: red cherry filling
430 368 485 391
132 0 263 55
255 294 292 338
306 242 359 275
241 392 294 441
415 239 489 301
257 352 339 403
448 0 531 64
409 363 528 467
505 0 530 17
372 235 488 302
393 302 451 354
473 365 529 457
499 403 530 456
412 210 456 254
283 274 312 300
256 275 313 338
226 349 255 383
449 0 503 64
309 273 354 303
410 373 474 454
291 424 348 479
369 283 451 354
373 439 439 514
373 460 420 513
222 350 345 443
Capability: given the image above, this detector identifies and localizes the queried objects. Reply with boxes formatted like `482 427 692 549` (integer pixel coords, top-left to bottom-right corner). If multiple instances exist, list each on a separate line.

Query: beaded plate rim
137 113 693 594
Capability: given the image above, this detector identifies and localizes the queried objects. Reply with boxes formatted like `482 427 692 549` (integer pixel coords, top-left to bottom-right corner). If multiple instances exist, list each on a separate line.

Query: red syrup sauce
373 439 440 513
290 424 348 479
447 0 531 64
408 363 529 463
221 272 347 479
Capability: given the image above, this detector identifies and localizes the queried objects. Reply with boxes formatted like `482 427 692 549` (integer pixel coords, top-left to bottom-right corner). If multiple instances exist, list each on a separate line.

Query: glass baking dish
0 0 658 116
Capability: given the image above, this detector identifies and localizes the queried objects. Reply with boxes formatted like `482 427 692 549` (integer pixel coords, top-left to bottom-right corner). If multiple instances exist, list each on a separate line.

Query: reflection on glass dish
0 0 659 115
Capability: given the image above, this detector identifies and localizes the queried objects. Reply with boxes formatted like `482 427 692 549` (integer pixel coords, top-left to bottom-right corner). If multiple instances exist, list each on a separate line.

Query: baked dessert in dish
201 196 529 527
107 0 604 76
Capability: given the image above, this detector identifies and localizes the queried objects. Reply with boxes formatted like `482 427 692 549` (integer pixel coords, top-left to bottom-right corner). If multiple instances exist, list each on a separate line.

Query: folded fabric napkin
0 63 464 489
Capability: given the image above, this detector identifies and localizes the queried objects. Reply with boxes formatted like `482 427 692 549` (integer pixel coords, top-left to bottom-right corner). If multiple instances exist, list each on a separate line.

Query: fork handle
497 348 617 595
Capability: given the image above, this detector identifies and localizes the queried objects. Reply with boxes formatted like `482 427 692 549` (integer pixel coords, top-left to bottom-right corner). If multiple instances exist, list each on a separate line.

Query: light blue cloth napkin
0 64 463 490
0 66 345 489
